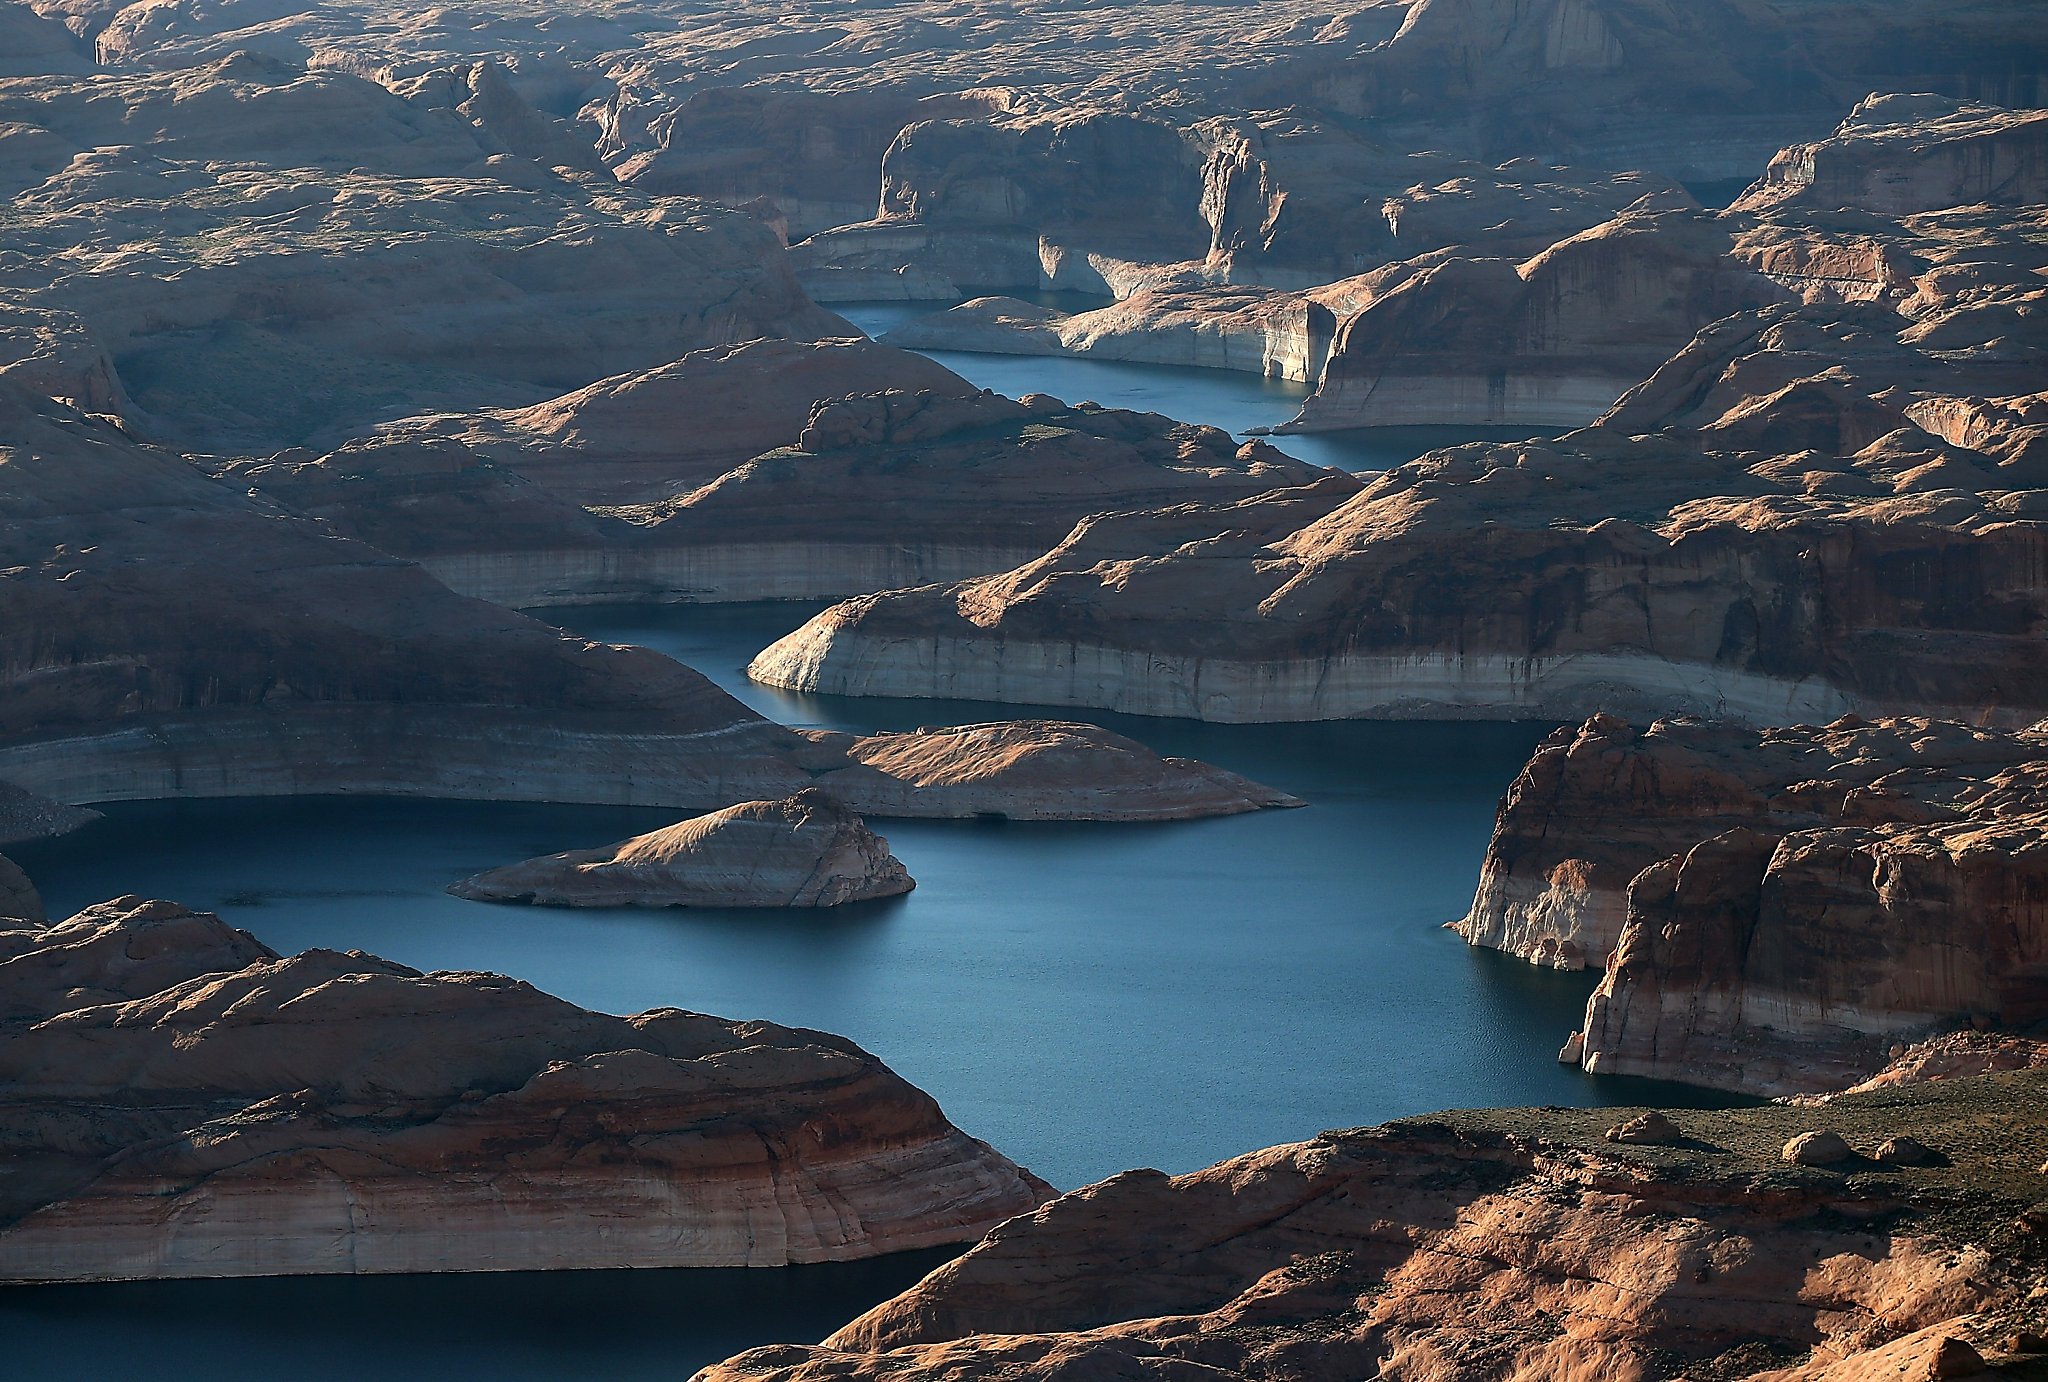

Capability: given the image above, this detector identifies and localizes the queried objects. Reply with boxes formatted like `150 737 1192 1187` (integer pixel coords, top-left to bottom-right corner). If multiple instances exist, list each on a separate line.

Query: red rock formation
448 789 915 909
0 386 1294 824
1575 764 2048 1095
750 425 2048 726
0 895 1053 1280
1458 715 2048 970
695 1073 2048 1381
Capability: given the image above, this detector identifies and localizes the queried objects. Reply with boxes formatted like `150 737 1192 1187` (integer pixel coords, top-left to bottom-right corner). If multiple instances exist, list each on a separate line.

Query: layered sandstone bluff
449 789 913 908
1459 714 2048 1097
0 896 1052 1281
0 387 1291 824
698 1072 2048 1382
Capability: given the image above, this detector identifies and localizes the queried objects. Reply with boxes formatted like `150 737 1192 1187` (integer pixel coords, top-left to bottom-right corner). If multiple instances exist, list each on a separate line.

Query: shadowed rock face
449 789 915 908
0 896 1053 1280
1467 714 2048 1096
1289 212 1791 430
224 384 1352 609
0 388 1294 824
1574 772 2048 1096
0 53 847 452
693 1072 2048 1382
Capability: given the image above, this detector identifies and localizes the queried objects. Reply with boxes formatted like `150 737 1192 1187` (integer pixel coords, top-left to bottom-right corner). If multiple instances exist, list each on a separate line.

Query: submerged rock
449 789 914 908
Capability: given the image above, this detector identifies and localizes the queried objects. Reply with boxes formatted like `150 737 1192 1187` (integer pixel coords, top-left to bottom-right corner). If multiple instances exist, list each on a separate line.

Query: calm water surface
9 572 1733 1378
836 297 1541 472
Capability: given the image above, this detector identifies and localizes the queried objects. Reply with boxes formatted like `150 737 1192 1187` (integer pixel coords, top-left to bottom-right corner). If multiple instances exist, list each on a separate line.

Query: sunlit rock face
0 896 1054 1280
695 1072 2048 1382
747 412 2048 728
448 789 916 909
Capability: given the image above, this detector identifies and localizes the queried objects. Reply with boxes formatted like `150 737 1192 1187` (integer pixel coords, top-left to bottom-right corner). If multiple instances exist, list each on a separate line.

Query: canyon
2 0 2044 1375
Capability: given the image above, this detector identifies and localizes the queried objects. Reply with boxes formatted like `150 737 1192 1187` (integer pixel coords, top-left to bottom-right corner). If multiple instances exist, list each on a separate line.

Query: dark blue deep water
6 598 1740 1378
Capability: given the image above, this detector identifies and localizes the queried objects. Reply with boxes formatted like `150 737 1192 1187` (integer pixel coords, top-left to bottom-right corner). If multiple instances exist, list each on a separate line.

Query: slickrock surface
449 789 914 908
696 1073 2048 1382
0 386 1289 823
0 896 1052 1280
791 720 1302 822
228 387 1351 608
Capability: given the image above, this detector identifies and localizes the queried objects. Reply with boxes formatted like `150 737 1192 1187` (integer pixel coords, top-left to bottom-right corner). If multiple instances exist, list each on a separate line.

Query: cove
834 297 1543 472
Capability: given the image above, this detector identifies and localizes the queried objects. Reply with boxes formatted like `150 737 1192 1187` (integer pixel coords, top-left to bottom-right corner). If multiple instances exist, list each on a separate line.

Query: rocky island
449 789 915 909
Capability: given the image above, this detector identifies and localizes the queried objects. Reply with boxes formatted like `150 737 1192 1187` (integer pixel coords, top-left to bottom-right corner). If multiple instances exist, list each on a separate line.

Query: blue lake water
10 492 1715 1378
834 297 1542 473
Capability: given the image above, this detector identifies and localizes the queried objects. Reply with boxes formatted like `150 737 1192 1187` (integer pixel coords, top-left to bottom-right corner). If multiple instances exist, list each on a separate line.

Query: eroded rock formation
449 789 913 908
1458 715 2048 969
0 387 1290 823
0 895 1051 1280
696 1072 2048 1382
226 386 1351 608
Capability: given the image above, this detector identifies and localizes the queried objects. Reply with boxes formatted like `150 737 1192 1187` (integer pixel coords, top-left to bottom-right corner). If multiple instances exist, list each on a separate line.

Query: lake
8 504 1727 1382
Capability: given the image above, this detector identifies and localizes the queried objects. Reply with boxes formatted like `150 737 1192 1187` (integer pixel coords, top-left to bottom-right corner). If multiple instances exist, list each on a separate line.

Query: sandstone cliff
1458 714 2048 970
696 1073 2048 1382
1453 713 2048 1095
0 386 1294 823
1573 767 2048 1095
0 895 1052 1280
749 417 2048 725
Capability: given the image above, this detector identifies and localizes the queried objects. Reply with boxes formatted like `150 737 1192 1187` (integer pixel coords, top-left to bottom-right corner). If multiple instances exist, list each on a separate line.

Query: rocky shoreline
0 896 1051 1282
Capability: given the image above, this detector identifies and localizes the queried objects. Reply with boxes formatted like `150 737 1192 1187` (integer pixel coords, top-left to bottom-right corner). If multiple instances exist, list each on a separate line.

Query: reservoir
9 452 1723 1381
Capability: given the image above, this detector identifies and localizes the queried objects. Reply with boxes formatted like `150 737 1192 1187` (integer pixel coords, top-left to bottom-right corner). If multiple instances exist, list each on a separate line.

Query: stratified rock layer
1462 714 2048 1095
695 1073 2048 1382
230 386 1352 609
1458 714 2048 970
449 789 913 908
0 387 1290 824
0 896 1052 1281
